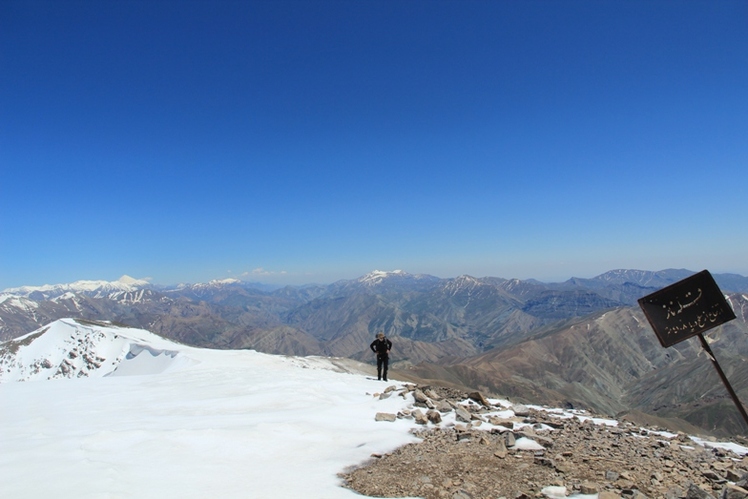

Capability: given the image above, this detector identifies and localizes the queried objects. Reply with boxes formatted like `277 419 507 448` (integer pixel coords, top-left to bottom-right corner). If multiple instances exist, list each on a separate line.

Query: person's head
377 332 385 339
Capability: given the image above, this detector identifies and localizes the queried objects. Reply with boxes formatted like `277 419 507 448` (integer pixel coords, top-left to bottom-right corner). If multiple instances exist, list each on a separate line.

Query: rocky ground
340 384 748 499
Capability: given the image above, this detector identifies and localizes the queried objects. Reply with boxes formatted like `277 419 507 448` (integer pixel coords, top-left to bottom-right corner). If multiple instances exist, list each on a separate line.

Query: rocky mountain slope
406 294 748 437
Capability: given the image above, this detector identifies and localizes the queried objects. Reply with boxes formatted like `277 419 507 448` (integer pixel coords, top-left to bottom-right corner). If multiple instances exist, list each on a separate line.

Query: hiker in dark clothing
370 332 392 381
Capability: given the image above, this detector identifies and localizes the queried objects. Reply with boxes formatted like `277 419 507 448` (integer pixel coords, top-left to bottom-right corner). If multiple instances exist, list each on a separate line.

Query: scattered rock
342 383 748 499
505 431 516 448
686 484 715 499
456 431 472 442
727 469 744 482
494 438 508 459
412 409 429 425
468 391 491 407
606 470 620 481
512 404 531 417
424 388 441 400
436 399 454 413
579 482 599 494
455 405 472 423
722 483 748 499
413 389 437 409
427 409 442 424
374 412 396 422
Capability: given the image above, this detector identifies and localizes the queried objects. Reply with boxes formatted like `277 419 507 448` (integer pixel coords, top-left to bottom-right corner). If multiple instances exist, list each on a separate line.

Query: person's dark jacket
370 337 392 357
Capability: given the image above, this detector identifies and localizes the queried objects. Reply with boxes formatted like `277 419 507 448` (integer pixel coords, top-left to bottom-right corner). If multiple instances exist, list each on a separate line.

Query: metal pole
698 333 748 431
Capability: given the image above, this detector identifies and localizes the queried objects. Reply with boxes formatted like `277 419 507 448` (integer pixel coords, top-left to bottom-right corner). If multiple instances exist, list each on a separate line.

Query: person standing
370 332 392 381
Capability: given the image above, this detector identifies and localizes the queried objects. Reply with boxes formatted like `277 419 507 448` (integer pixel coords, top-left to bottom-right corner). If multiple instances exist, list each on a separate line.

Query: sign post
637 270 747 430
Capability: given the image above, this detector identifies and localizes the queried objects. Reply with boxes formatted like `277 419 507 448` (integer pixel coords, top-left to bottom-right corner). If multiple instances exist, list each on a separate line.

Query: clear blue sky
2 0 747 288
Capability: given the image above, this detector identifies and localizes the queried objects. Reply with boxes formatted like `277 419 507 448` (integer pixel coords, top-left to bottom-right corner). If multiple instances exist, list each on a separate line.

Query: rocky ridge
342 384 748 499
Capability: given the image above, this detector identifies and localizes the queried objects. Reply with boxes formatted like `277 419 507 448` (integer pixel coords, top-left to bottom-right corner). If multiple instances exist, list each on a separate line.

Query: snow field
0 340 421 498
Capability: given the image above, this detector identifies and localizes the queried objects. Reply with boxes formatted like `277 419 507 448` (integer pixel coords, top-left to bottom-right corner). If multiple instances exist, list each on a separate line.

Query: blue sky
2 0 747 288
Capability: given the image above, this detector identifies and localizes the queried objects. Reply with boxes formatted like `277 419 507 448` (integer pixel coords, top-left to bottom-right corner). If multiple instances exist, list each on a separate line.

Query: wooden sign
638 270 736 347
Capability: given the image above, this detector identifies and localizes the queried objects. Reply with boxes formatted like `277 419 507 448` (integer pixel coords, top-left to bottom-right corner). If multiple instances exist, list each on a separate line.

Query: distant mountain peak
0 294 39 311
359 270 408 284
175 277 243 289
117 275 150 286
445 274 482 289
454 274 480 283
592 269 695 287
209 278 241 285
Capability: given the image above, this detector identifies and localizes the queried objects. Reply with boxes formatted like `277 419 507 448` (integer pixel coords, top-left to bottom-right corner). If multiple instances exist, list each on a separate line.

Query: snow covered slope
0 318 195 382
0 319 422 498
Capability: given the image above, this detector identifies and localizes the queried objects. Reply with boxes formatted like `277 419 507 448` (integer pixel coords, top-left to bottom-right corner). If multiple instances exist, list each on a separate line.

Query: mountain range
2 268 748 435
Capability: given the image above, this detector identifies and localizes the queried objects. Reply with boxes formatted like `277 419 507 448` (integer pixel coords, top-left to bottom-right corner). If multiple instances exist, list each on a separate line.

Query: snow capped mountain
0 318 194 382
209 277 241 285
0 293 39 312
358 269 409 284
169 277 247 299
174 277 242 289
442 274 484 295
50 291 78 303
353 270 441 292
3 275 150 300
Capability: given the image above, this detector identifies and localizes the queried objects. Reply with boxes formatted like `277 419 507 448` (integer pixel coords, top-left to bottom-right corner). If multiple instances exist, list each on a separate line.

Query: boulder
455 406 472 423
722 484 748 499
686 485 715 499
375 412 396 422
468 391 491 407
512 404 531 417
427 410 442 424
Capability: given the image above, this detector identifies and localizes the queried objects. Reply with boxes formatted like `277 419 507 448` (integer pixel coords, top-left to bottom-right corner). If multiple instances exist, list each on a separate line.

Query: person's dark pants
377 354 389 381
